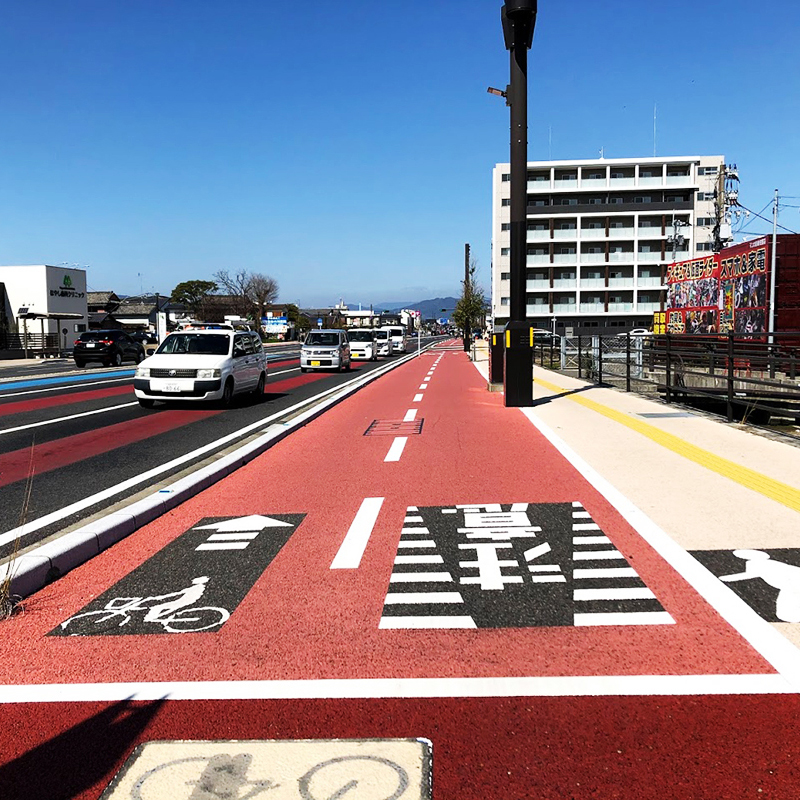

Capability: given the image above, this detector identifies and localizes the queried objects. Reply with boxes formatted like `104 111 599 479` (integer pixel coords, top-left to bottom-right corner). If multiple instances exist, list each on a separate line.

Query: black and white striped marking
380 502 673 629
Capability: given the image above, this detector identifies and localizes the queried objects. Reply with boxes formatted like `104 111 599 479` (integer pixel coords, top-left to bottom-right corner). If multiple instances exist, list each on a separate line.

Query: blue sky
0 0 797 307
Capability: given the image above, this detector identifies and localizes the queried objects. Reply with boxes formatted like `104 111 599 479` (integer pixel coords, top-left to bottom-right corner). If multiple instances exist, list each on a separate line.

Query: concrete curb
5 345 439 598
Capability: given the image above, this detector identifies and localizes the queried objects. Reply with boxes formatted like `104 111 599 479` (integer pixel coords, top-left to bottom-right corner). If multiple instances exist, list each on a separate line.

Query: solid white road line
574 611 675 626
413 394 423 402
0 377 132 398
383 592 463 604
330 496 385 570
379 616 477 629
2 673 793 704
384 436 408 462
389 572 452 582
403 409 417 422
0 402 139 435
574 587 656 601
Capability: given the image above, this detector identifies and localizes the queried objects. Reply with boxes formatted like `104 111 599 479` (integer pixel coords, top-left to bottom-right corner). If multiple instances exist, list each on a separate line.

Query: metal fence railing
534 332 800 428
0 332 60 355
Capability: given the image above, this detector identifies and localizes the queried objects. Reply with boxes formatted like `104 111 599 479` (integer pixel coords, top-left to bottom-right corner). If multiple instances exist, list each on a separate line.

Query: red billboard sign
665 237 770 335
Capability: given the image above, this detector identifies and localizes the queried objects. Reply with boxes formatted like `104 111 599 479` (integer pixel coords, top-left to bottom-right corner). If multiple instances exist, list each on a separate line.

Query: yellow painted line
534 376 800 514
505 330 510 348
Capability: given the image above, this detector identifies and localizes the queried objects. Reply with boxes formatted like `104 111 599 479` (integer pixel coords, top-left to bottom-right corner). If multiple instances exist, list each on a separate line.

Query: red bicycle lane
3 346 800 799
0 348 778 683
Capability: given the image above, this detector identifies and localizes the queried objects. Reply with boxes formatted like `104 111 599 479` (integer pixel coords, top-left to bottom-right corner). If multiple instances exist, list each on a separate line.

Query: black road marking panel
380 502 673 629
51 514 304 636
692 548 800 623
364 420 424 436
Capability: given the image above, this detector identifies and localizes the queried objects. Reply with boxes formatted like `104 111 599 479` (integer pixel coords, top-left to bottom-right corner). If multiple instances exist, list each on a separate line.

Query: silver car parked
300 329 351 372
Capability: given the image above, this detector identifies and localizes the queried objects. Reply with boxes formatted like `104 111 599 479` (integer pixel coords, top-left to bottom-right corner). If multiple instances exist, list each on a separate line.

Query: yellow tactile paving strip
535 376 800 514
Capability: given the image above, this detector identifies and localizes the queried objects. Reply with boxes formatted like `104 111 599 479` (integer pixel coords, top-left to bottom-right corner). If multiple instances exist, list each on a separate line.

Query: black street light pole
501 0 536 406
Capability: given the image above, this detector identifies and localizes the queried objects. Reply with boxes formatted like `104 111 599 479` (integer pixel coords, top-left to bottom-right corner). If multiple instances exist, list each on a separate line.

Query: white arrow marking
194 515 292 532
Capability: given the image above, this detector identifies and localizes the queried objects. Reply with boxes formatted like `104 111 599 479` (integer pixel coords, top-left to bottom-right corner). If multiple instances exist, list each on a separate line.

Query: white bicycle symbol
59 576 230 635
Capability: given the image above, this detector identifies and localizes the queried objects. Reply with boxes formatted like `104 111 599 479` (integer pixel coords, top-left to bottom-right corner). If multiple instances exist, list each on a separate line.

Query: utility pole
463 243 471 351
768 188 778 345
500 0 537 406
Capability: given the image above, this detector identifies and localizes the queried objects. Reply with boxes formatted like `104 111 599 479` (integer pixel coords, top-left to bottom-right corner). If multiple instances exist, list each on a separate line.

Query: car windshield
156 333 230 356
348 331 374 342
375 331 389 340
80 332 114 341
305 332 340 346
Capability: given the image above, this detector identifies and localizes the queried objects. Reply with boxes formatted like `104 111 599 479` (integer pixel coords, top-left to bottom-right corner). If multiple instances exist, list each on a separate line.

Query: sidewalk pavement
471 341 800 647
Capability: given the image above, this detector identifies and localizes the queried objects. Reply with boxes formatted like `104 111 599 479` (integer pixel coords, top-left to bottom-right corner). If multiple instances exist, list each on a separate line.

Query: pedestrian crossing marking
380 502 672 630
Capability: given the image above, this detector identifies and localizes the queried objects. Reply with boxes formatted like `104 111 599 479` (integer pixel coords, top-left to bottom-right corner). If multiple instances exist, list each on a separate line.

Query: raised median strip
4 343 439 599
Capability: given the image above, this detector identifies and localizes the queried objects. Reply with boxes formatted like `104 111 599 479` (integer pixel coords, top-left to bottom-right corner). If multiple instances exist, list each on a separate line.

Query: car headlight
196 368 221 379
136 367 150 378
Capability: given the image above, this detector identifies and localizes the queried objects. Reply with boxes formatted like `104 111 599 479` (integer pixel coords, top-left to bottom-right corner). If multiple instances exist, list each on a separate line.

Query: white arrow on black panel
194 515 292 551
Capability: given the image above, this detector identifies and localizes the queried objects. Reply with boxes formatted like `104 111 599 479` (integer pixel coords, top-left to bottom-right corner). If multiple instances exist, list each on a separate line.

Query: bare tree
248 273 280 325
212 269 253 318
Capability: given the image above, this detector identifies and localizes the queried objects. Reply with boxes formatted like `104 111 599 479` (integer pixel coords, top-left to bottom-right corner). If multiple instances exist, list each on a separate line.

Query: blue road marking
0 370 136 391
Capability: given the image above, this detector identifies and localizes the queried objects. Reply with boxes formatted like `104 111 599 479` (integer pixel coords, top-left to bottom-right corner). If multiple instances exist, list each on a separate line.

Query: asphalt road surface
0 338 438 561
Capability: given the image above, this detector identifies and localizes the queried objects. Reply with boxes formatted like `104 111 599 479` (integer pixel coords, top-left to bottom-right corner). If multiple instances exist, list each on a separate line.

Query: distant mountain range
368 296 459 318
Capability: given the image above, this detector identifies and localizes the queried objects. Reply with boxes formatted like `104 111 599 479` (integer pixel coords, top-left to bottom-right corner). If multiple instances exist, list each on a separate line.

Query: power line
735 201 797 235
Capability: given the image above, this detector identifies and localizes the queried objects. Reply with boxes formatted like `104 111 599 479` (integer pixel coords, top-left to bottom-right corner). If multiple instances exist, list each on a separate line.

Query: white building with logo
0 265 88 352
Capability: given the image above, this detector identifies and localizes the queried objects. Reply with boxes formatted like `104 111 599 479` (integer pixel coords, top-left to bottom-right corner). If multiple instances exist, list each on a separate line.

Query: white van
382 325 407 354
373 328 392 357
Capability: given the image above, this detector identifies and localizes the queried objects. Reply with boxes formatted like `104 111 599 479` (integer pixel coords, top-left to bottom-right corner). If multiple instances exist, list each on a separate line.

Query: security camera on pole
499 0 537 406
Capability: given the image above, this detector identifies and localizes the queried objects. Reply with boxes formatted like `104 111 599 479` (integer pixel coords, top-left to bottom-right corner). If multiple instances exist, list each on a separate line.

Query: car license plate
311 360 320 367
86 343 95 348
162 383 181 393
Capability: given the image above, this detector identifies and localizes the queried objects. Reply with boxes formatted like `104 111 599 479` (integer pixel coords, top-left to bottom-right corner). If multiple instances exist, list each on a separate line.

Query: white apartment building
491 155 725 333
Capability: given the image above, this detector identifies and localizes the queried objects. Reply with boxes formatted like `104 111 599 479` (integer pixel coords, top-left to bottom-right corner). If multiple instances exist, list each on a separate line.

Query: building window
501 248 510 256
501 223 510 230
611 172 624 179
501 198 511 206
502 173 510 181
634 196 652 204
529 199 547 207
585 221 603 229
696 217 713 226
609 197 623 204
698 166 718 175
500 297 510 306
696 192 715 201
697 242 714 251
557 222 576 230
500 272 510 280
588 197 604 205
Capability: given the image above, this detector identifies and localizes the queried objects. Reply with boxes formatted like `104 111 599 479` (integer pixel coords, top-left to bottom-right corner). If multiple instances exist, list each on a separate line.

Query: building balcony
636 301 661 312
554 178 578 189
552 229 577 241
609 177 635 187
637 276 662 287
608 277 634 288
553 303 577 313
553 253 577 264
580 178 607 189
580 302 604 313
526 279 550 290
608 228 635 239
637 176 663 187
581 228 606 239
527 255 550 265
608 251 634 263
580 278 605 289
580 252 605 264
527 304 550 315
666 175 692 186
527 180 551 192
527 229 550 241
553 279 576 289
637 251 663 263
608 302 634 312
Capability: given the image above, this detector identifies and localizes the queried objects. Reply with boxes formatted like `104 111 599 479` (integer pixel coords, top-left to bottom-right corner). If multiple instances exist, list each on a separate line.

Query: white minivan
134 329 267 408
382 325 407 354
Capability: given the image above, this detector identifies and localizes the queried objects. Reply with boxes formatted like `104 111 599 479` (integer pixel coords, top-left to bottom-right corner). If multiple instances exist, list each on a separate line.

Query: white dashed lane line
403 409 417 422
385 436 408 462
413 394 423 402
330 497 385 569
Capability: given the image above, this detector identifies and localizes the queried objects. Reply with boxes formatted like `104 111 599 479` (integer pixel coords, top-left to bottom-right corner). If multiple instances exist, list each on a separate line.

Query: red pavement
0 343 793 799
